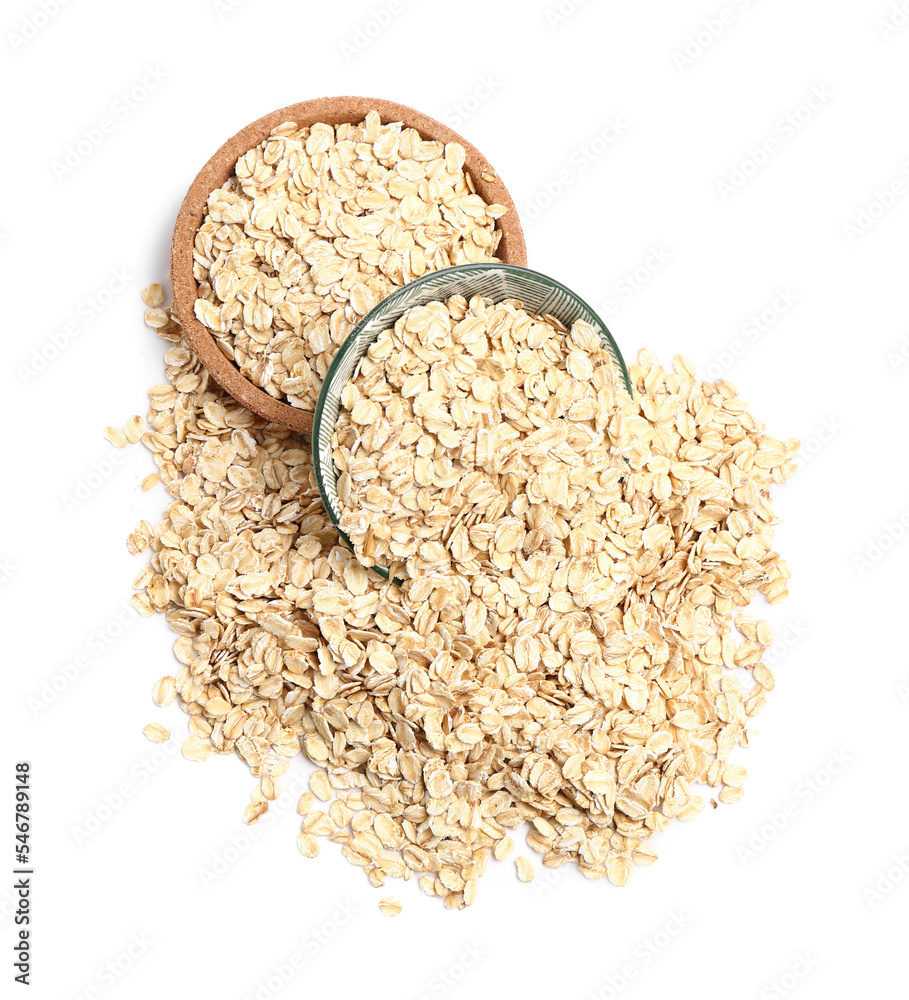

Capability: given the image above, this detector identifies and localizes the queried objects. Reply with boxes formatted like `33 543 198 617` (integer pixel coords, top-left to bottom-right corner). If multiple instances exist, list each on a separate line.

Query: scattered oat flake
141 473 160 491
182 736 215 762
123 415 145 443
515 857 535 883
606 853 633 887
141 283 164 307
723 765 747 787
244 801 268 825
151 676 176 707
144 308 169 329
103 426 127 448
309 770 333 801
143 723 170 743
260 774 279 800
297 833 320 858
378 897 402 917
494 837 515 861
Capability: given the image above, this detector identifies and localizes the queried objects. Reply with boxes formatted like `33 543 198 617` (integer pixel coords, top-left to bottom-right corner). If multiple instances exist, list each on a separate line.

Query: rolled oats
151 675 176 707
182 736 216 762
297 834 320 858
142 283 165 308
130 288 797 909
124 415 145 444
515 857 535 883
103 426 127 448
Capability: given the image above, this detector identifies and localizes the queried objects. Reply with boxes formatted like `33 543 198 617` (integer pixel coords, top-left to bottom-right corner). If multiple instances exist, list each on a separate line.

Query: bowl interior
312 262 632 578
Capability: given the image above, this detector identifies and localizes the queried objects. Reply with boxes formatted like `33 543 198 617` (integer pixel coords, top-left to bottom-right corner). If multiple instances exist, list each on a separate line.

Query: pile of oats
191 111 507 410
129 284 796 909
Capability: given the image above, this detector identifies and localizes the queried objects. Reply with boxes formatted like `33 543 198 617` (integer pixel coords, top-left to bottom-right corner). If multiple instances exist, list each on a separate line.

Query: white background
4 0 908 997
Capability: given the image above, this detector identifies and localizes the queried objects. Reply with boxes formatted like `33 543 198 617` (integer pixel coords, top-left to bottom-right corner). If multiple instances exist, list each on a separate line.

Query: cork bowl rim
169 95 528 436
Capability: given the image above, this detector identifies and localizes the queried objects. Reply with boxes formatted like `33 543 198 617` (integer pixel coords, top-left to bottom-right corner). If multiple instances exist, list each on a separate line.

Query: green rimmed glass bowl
311 262 632 579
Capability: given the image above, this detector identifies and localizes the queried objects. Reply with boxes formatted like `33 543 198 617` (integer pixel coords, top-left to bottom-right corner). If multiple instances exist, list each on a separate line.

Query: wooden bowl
169 95 528 436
